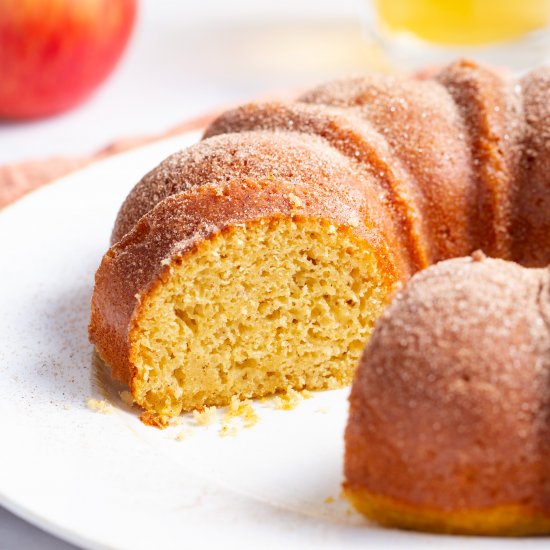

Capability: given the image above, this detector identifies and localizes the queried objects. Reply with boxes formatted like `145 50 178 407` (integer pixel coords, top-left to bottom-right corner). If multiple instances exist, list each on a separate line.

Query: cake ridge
205 100 430 271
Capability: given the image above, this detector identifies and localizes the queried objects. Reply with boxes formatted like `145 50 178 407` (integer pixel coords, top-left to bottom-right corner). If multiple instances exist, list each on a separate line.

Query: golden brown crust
90 169 400 389
345 256 550 530
436 59 523 259
513 67 550 266
139 411 169 430
344 487 550 536
112 129 405 272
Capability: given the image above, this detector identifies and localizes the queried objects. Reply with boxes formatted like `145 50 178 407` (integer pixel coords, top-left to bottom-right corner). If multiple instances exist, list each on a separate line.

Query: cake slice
89 133 403 416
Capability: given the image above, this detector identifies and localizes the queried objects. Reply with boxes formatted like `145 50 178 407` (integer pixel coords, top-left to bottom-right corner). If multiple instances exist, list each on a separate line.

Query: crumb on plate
86 398 113 414
140 411 169 429
271 388 311 410
193 406 218 426
225 396 258 427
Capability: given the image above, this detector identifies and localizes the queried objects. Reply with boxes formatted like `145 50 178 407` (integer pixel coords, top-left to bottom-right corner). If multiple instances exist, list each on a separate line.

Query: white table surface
0 1 371 548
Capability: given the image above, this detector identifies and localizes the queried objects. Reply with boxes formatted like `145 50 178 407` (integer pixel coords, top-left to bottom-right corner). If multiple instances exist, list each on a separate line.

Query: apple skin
0 0 137 119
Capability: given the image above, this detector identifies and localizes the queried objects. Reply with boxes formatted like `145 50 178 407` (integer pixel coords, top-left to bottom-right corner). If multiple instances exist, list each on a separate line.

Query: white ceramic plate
0 132 544 550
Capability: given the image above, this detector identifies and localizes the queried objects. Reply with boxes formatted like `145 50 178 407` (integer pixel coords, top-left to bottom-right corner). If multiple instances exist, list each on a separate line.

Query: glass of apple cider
364 0 550 72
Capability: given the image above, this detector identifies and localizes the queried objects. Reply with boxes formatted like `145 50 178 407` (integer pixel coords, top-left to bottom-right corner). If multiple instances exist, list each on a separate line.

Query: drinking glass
363 0 550 72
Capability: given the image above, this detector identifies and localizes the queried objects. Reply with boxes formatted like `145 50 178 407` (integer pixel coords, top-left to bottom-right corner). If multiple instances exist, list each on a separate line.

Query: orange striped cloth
0 111 221 208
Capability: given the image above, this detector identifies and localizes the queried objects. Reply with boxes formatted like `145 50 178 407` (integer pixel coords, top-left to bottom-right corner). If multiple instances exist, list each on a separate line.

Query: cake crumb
86 398 113 414
316 407 330 414
193 406 218 426
272 388 305 410
119 390 134 407
140 411 169 429
219 396 259 436
226 396 258 427
219 424 238 437
324 496 335 504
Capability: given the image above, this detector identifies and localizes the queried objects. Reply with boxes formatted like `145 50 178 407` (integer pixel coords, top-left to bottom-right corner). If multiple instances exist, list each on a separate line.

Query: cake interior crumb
131 219 387 416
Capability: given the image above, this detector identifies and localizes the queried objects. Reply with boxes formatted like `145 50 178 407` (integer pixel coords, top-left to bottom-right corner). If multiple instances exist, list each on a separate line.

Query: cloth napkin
0 111 221 209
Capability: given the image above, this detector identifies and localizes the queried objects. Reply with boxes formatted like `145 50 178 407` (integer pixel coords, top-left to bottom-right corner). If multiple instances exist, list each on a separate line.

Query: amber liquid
374 0 550 45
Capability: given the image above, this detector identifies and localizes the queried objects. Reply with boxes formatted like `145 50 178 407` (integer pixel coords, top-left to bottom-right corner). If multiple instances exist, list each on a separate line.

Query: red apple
0 0 137 119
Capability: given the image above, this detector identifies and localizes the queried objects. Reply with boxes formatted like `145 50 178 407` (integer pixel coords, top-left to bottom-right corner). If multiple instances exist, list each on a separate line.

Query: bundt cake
89 59 550 418
345 253 550 535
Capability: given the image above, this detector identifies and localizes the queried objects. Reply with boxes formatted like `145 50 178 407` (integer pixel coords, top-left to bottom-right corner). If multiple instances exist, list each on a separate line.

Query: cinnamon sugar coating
513 67 550 266
300 68 478 263
112 130 403 275
345 255 550 533
205 102 430 271
113 59 550 270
